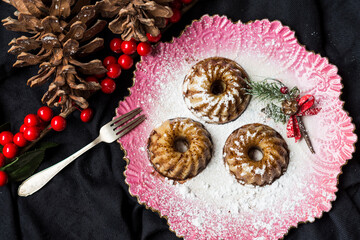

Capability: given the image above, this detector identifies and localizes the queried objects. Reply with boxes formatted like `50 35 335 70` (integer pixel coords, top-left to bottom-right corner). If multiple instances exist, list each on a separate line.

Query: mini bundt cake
223 123 289 186
183 57 251 124
147 118 213 181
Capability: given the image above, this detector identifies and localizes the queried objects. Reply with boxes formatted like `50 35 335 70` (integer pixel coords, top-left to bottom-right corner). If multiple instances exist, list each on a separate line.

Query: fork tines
111 107 142 129
116 115 146 138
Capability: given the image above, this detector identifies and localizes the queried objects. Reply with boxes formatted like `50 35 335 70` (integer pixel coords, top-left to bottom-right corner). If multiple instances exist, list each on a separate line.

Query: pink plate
116 15 357 239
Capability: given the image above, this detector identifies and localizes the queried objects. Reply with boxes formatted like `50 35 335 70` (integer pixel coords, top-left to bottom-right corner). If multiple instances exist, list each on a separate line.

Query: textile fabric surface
0 0 359 239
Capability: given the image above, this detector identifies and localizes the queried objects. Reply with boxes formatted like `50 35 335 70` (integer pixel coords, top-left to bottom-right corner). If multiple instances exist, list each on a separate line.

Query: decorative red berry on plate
24 114 39 127
0 131 14 146
13 132 28 147
37 106 53 122
101 78 116 94
121 40 137 55
146 33 162 43
118 54 134 70
19 124 27 133
110 38 122 53
3 143 18 159
106 63 122 79
23 126 40 141
103 56 117 68
137 42 152 56
181 0 193 4
280 86 289 94
51 116 66 132
169 8 181 23
0 153 5 167
80 108 94 123
0 171 8 186
85 76 99 83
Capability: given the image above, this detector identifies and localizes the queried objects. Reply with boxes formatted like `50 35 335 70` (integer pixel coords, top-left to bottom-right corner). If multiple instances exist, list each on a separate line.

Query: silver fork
18 108 145 197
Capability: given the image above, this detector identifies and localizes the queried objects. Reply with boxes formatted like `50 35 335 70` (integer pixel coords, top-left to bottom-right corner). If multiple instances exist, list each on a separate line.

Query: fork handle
18 136 102 197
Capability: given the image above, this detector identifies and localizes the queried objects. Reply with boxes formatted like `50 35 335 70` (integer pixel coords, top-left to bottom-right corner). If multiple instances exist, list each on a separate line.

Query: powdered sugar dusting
117 16 356 240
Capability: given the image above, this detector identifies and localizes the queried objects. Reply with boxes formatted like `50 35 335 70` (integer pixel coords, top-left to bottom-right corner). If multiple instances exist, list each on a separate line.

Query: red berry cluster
81 0 191 96
96 37 154 95
0 106 68 186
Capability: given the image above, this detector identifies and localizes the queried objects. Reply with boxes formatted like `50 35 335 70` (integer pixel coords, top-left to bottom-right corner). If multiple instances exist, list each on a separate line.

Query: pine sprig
244 79 286 102
261 103 287 123
289 86 300 99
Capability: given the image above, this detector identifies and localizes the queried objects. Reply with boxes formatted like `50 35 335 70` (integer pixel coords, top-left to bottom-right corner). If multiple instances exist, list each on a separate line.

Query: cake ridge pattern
183 57 251 124
224 123 289 186
147 118 213 181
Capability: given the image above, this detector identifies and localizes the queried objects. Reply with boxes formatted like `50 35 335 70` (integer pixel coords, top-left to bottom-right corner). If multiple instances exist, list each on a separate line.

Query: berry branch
0 0 199 186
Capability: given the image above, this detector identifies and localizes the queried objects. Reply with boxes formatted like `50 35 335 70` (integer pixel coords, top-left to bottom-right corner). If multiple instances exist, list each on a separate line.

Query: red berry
24 114 39 127
23 126 40 141
106 63 122 79
51 116 67 132
13 132 28 147
121 40 137 55
80 108 94 123
171 0 182 9
103 56 117 68
95 73 106 79
101 78 116 94
3 143 18 159
19 124 27 133
280 86 289 94
85 76 98 83
169 8 181 23
146 33 162 43
181 0 193 4
118 54 134 70
110 38 122 53
0 171 8 186
137 42 152 56
0 153 5 167
0 131 13 146
37 106 53 122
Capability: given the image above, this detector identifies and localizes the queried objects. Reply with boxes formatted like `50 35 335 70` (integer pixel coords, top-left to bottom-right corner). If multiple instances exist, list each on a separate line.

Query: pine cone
2 0 107 115
282 99 299 116
96 0 173 42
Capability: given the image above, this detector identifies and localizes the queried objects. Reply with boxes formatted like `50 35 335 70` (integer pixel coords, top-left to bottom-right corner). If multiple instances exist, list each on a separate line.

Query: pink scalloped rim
115 15 357 239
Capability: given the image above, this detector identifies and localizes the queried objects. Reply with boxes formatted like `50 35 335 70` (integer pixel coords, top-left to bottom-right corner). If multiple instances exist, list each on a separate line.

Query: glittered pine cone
281 99 299 115
2 0 107 114
96 0 173 42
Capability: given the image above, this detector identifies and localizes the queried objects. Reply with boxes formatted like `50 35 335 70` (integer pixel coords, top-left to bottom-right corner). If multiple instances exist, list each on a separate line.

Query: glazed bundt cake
147 118 213 181
183 57 251 124
223 123 289 186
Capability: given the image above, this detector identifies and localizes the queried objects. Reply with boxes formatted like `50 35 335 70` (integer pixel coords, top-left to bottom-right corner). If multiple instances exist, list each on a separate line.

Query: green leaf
34 142 59 151
0 149 45 182
0 122 11 132
0 142 58 182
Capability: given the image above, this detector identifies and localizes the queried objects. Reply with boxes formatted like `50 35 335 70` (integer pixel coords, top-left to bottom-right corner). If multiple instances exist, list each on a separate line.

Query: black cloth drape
0 0 359 239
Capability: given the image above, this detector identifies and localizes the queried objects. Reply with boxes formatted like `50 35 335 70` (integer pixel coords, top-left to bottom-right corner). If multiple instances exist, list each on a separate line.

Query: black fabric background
0 0 360 239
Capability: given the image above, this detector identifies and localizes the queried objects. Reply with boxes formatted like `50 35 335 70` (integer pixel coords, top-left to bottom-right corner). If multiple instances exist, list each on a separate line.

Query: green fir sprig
261 103 287 124
244 78 300 124
244 78 300 102
244 78 286 102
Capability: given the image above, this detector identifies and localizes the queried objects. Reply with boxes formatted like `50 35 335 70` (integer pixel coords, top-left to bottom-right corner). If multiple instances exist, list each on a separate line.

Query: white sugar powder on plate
146 56 318 232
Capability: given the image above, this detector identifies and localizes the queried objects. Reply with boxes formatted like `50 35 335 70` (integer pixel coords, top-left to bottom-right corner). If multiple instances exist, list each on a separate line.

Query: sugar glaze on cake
183 57 251 124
